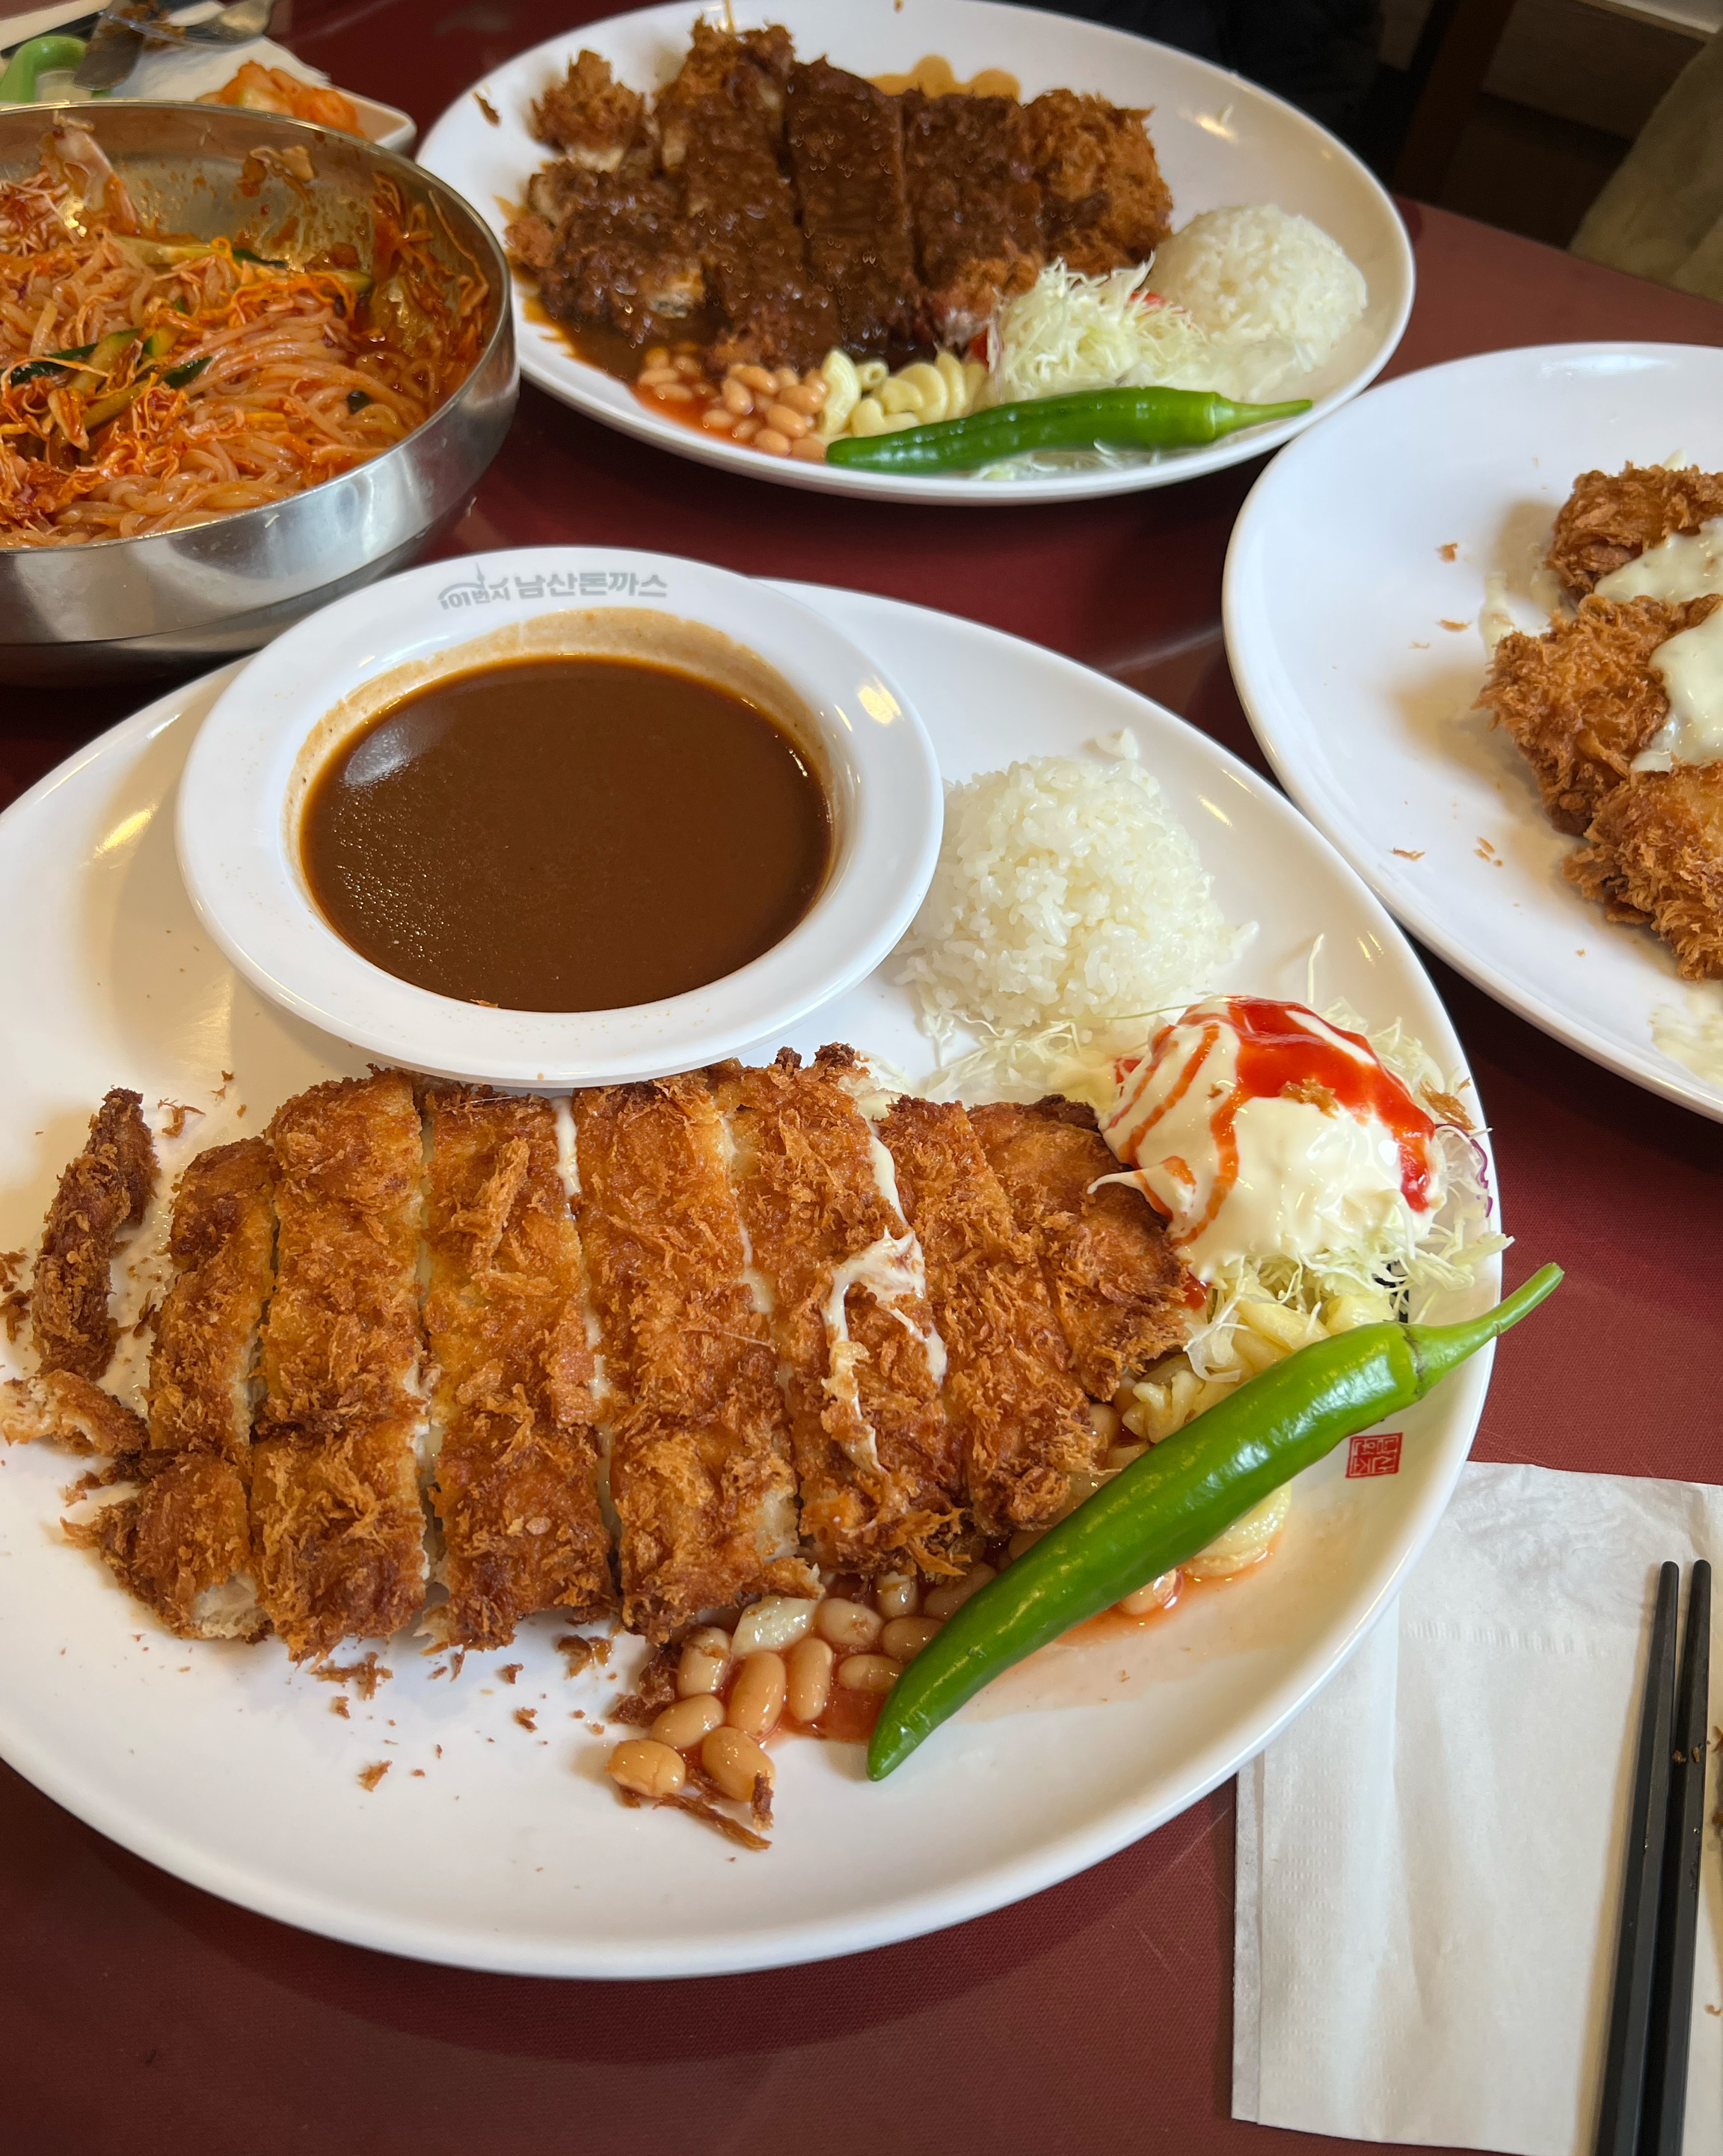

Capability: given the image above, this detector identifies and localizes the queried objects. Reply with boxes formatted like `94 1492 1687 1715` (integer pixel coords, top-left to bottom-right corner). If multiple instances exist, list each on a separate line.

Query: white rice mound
1149 206 1366 386
895 755 1244 1039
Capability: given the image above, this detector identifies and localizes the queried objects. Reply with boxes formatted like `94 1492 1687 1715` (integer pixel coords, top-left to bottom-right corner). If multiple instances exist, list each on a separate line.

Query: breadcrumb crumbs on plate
331 1698 350 1719
1393 848 1425 859
357 1761 390 1791
1438 542 1458 562
1440 618 1470 631
475 90 499 123
313 1654 391 1701
499 1663 522 1684
514 1707 538 1731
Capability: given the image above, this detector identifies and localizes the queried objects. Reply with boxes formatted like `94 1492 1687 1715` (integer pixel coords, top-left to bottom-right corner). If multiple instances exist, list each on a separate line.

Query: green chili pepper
867 1262 1564 1779
0 34 90 106
825 386 1314 476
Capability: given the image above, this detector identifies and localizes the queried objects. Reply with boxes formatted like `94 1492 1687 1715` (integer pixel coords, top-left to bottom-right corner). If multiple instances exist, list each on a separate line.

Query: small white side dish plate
175 548 942 1087
0 586 1496 1976
1224 341 1723 1124
417 0 1413 505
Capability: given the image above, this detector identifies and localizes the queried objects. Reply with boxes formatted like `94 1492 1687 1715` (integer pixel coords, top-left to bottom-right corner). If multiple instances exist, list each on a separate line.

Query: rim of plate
0 594 1498 1975
173 549 942 1088
1222 340 1723 1126
417 0 1414 507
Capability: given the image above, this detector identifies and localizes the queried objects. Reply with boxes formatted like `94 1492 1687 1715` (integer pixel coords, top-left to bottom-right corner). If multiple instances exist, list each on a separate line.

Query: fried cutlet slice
969 1097 1198 1401
710 1048 962 1576
1567 761 1723 981
251 1072 427 1659
879 1096 1099 1539
574 1072 807 1640
1547 464 1723 601
82 1137 277 1639
81 1454 261 1641
1022 89 1172 275
531 49 649 171
146 1138 275 1464
1475 595 1722 834
660 26 839 369
423 1087 612 1649
0 1368 145 1452
785 60 920 354
901 89 1043 347
31 1088 156 1380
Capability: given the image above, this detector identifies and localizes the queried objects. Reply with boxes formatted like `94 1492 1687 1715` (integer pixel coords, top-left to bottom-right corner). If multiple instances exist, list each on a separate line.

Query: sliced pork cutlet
87 1138 277 1640
574 1072 807 1641
517 147 707 343
531 48 651 171
251 1072 428 1660
1547 464 1723 601
0 1367 145 1452
31 1087 156 1381
710 1048 962 1577
879 1096 1099 1540
969 1097 1198 1403
659 26 838 369
1023 89 1173 274
901 89 1044 347
423 1087 612 1649
785 59 920 355
1567 761 1723 980
1476 594 1720 834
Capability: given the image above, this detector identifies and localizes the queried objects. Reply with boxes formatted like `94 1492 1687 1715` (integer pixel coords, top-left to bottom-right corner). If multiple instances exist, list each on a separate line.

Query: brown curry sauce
301 654 831 1013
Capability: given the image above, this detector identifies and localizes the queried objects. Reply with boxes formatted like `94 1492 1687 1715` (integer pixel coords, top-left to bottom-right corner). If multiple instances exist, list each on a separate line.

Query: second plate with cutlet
0 584 1499 1977
1226 341 1723 1123
418 0 1412 503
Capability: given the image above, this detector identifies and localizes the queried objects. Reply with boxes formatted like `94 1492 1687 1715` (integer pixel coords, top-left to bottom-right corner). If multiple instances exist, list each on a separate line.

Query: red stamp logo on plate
1347 1431 1403 1478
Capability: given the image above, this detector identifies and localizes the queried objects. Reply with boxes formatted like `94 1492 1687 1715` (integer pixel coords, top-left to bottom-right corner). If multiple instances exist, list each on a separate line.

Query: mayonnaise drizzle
1636 602 1723 772
1597 517 1723 604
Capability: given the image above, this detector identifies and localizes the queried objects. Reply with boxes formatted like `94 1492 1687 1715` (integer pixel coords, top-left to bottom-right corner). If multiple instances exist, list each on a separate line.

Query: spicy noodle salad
0 124 489 546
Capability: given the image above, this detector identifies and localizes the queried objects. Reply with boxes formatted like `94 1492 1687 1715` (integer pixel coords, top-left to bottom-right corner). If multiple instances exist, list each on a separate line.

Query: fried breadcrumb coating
1567 761 1723 981
1476 594 1719 834
31 1088 156 1380
1547 464 1723 600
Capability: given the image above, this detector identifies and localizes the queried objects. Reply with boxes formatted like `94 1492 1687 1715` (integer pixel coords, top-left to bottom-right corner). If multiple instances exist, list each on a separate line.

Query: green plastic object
0 35 93 105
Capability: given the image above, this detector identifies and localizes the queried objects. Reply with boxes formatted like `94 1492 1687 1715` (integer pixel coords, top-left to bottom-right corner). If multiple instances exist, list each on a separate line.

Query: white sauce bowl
175 547 942 1086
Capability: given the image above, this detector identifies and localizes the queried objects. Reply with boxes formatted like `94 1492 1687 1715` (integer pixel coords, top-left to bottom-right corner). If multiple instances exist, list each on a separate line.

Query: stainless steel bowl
0 103 517 682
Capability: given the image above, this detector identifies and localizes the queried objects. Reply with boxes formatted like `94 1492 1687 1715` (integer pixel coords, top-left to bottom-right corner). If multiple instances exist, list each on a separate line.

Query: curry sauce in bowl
299 654 832 1013
176 547 939 1087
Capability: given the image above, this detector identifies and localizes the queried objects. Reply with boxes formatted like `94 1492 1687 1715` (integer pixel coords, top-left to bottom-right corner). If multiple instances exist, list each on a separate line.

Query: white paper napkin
1234 1461 1723 2156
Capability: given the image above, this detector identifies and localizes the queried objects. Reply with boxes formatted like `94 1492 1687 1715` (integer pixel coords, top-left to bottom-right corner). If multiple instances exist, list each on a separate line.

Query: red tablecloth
4 7 1722 2150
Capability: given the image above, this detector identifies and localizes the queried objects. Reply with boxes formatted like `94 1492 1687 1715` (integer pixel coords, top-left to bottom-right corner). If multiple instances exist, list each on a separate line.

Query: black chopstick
1642 1560 1712 2156
1595 1561 1680 2156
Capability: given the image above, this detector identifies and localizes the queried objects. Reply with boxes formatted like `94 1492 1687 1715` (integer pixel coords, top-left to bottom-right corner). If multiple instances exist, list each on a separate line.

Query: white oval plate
0 585 1494 1977
417 0 1413 506
1224 341 1723 1125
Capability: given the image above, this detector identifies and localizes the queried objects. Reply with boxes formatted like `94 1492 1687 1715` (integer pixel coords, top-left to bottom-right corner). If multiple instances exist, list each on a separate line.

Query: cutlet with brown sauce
30 1087 155 1381
1547 464 1723 601
85 1138 277 1640
1477 594 1722 834
879 1096 1099 1539
1567 760 1723 980
901 89 1044 347
422 1086 612 1649
969 1097 1198 1402
573 1072 808 1640
660 25 839 369
1022 89 1173 275
710 1048 962 1576
785 59 919 354
251 1072 428 1659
